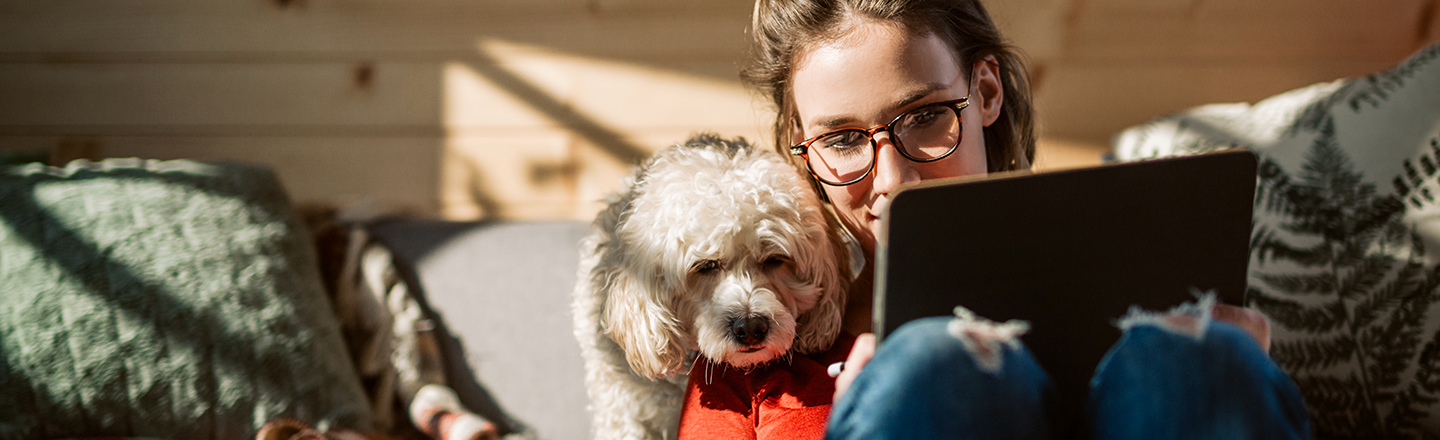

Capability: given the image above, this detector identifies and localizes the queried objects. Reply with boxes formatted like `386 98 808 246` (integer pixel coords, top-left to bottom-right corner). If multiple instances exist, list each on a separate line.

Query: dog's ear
792 224 850 354
601 269 689 379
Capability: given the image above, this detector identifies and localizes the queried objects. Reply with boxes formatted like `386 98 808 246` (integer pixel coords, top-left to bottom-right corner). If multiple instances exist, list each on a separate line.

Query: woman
741 0 1312 438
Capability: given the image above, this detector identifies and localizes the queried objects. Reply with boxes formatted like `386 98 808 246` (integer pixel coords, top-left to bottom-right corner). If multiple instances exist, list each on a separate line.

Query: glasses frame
789 97 970 186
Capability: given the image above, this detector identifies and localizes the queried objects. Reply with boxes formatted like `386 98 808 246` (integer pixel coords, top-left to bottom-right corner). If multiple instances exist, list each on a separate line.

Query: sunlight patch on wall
438 37 770 221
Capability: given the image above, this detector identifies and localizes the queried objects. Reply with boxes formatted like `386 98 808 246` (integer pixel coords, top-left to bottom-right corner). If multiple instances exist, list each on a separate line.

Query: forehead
791 24 963 129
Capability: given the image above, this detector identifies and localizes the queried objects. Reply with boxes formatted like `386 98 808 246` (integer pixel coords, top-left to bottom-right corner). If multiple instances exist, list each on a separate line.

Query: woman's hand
834 333 876 402
1212 304 1270 354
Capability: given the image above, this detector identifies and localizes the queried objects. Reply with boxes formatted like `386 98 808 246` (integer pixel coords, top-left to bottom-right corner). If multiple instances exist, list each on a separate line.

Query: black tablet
874 149 1257 428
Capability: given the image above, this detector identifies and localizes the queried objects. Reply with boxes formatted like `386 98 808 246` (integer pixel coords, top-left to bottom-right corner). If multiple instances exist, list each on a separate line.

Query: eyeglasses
789 97 969 186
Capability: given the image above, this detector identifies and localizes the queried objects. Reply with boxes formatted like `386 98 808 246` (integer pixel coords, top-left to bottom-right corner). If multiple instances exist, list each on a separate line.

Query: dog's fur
572 134 850 440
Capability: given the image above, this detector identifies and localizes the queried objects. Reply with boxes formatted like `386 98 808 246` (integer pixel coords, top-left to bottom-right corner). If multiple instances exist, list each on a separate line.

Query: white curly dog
572 134 852 440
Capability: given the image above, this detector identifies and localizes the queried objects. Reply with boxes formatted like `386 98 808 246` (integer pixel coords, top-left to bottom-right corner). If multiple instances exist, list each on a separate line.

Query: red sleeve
678 363 757 440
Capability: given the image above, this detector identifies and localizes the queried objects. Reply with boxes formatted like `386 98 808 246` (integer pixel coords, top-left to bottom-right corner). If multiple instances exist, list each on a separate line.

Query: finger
1212 304 1271 355
834 333 876 402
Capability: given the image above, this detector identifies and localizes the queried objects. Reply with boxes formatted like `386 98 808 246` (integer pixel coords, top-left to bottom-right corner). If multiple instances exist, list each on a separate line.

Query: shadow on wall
442 48 652 220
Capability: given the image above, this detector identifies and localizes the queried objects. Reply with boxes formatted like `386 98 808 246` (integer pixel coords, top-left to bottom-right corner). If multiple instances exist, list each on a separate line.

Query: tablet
874 149 1256 428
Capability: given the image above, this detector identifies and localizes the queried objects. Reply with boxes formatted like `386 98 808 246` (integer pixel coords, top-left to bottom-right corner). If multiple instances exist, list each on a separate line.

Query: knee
858 315 1049 404
1200 322 1269 361
1092 322 1310 440
1122 321 1270 373
880 317 969 367
1101 320 1300 414
1198 322 1292 394
881 313 1032 377
829 316 1052 440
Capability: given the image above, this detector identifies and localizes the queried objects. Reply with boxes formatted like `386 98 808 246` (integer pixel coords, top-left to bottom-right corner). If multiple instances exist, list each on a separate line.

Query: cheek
824 180 869 212
920 132 988 179
825 185 866 227
921 151 986 179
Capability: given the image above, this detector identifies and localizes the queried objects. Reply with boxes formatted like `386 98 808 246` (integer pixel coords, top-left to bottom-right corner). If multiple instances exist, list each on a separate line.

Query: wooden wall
0 0 762 220
1003 0 1440 144
2 0 1437 220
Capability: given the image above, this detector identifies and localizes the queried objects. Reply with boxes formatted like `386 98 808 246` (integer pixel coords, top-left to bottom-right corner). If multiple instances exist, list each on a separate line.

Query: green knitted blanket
0 159 370 439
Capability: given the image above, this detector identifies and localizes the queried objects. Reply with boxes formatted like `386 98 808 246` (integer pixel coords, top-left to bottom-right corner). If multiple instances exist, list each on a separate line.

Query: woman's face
791 22 1002 255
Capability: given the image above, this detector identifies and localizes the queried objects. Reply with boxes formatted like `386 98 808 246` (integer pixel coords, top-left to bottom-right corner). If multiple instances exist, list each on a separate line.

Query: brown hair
744 0 1036 173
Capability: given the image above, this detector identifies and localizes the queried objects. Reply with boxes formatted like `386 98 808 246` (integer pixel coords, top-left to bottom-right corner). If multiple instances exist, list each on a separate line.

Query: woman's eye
903 108 943 128
694 260 721 274
818 131 866 151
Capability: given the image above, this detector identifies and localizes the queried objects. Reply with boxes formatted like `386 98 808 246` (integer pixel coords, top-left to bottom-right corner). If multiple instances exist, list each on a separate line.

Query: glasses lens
808 130 873 184
894 104 960 160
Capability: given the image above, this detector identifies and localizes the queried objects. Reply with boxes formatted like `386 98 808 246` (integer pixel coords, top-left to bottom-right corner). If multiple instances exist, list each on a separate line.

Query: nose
729 315 771 346
870 132 920 195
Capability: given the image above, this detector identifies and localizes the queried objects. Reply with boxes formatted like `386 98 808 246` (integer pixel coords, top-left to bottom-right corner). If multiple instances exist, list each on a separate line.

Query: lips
738 346 763 354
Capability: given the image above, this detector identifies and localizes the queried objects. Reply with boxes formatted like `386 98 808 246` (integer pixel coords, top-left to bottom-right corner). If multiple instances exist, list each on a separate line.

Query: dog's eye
762 255 791 270
693 260 721 274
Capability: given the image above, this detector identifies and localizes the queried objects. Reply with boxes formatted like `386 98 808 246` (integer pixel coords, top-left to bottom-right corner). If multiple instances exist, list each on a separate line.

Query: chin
573 133 851 440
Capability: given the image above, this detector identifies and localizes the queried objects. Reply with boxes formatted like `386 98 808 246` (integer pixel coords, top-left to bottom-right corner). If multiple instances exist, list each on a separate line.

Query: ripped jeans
826 304 1311 440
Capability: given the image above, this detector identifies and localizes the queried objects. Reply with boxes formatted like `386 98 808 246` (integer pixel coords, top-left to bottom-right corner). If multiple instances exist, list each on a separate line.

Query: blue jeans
826 317 1311 440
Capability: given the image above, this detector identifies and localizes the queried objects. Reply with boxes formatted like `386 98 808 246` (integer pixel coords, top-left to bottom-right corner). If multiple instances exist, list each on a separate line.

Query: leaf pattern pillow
1113 42 1440 439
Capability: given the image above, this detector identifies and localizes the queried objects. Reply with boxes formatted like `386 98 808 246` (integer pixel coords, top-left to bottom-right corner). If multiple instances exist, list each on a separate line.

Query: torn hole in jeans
1115 289 1217 341
947 306 1030 374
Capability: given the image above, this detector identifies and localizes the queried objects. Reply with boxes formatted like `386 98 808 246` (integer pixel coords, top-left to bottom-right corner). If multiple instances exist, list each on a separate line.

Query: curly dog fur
572 134 850 439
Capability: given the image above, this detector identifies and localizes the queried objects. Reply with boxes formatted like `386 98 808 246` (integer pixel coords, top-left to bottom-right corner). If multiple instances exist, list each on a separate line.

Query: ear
600 269 688 379
973 55 1004 128
792 221 850 354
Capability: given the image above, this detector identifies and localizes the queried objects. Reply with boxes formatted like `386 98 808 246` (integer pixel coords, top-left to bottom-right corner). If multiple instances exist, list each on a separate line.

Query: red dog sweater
677 333 857 440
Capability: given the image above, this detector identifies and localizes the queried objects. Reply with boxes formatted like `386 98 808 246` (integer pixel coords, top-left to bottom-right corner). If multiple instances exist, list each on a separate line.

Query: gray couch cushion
370 220 591 440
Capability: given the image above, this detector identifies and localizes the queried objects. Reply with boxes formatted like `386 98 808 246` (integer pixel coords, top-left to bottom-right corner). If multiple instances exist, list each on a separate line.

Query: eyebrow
812 81 951 129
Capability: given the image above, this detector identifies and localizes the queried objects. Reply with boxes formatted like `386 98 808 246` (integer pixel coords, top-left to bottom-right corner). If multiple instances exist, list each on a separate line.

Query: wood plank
442 55 756 137
441 125 764 221
984 0 1073 62
1033 137 1110 171
0 0 752 62
1034 60 1396 144
1066 0 1426 62
441 132 577 220
569 127 768 219
1426 0 1440 50
0 136 442 214
562 60 761 131
0 58 757 133
0 62 443 130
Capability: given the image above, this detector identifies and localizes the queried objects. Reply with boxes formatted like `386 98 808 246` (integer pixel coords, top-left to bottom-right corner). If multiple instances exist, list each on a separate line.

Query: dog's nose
730 315 770 346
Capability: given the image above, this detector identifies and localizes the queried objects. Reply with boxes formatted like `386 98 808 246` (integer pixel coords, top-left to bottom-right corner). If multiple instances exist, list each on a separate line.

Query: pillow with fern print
1112 41 1440 438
